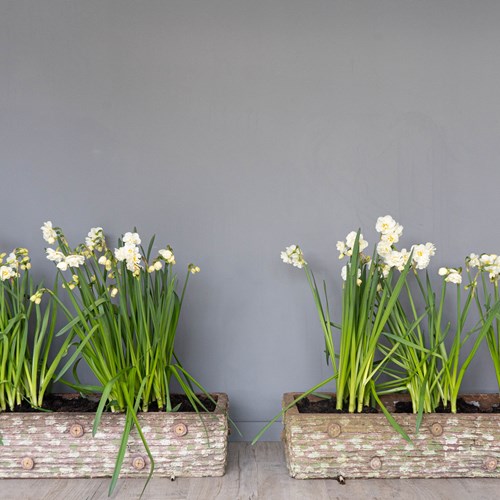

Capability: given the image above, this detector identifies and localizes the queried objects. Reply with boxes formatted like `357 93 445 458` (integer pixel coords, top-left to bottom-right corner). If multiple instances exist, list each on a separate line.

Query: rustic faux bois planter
282 392 499 479
0 393 228 478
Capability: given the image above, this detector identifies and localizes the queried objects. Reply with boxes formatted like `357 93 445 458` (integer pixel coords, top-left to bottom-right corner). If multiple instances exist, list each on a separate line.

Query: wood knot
173 422 188 437
484 456 498 471
21 457 34 470
370 456 382 470
132 455 146 471
327 423 342 438
69 423 84 438
430 422 443 436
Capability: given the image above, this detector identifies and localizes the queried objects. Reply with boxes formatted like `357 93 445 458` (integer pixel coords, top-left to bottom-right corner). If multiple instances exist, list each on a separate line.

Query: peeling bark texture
282 393 500 479
0 393 228 478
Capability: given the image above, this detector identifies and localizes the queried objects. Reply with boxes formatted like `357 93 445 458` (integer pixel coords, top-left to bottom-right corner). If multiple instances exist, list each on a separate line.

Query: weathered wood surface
283 393 500 479
0 393 228 479
1 443 500 499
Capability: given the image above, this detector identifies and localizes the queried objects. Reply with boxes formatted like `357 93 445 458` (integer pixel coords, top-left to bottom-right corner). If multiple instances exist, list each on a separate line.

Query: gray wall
1 0 499 440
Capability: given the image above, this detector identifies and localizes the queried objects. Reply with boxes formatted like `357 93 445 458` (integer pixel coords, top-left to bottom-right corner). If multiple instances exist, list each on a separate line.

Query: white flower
341 264 362 282
0 266 16 281
46 248 65 263
377 241 393 258
345 231 368 253
148 265 156 273
380 263 391 278
159 248 175 264
446 270 462 284
98 255 107 265
376 215 399 235
41 221 57 244
440 267 462 284
122 232 141 246
468 253 480 268
281 245 306 269
65 254 85 268
154 261 162 271
385 250 405 270
336 241 347 259
341 265 347 281
85 227 104 250
425 242 436 255
381 231 400 245
57 261 68 271
411 243 435 270
110 286 118 298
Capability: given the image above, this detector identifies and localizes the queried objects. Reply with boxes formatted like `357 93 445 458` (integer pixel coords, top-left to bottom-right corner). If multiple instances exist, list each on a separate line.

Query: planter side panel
283 393 500 479
0 394 228 478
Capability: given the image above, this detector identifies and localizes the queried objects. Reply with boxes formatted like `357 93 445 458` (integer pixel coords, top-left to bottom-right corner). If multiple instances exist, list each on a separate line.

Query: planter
0 393 228 478
282 392 500 479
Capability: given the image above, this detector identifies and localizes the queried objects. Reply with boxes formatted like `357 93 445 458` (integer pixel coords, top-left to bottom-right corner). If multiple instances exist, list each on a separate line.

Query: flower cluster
281 245 307 269
114 232 143 276
336 231 368 259
467 253 500 281
375 215 436 272
85 227 105 252
438 267 462 284
41 221 57 245
0 248 31 281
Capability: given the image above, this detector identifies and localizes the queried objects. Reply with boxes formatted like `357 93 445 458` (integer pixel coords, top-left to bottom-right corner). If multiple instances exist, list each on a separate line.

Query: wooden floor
1 442 499 499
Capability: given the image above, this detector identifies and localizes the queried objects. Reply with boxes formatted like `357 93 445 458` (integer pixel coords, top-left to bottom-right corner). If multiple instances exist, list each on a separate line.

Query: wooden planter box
0 393 228 479
282 392 499 479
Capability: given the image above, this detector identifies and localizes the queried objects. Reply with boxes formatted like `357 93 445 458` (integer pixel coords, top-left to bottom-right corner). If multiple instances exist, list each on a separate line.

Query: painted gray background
1 0 499 440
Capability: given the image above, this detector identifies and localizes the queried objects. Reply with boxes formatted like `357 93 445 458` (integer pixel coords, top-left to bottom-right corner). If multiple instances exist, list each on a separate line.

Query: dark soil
11 394 217 413
394 398 497 414
296 396 378 414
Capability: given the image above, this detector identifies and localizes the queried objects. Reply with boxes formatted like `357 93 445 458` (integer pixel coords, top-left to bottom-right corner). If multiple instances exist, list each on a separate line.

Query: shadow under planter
0 393 229 478
282 392 499 479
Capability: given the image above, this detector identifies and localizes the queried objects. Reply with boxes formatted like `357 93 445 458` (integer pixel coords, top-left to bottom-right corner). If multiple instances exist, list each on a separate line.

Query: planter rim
1 392 229 416
283 392 500 415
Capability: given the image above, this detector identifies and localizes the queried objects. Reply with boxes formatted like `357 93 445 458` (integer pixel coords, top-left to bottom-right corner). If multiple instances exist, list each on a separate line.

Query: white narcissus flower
411 243 435 270
446 270 462 284
85 227 104 250
336 241 347 259
376 215 398 235
122 232 141 246
154 261 162 271
41 221 57 244
341 264 361 282
468 253 480 268
65 254 85 268
281 245 306 269
440 267 462 284
381 231 400 245
46 248 65 263
110 287 118 298
159 248 175 264
0 266 16 281
345 231 368 253
377 241 392 258
98 255 107 265
385 250 405 270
